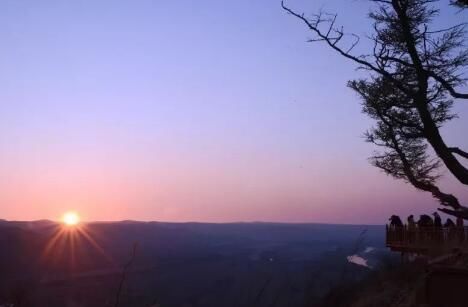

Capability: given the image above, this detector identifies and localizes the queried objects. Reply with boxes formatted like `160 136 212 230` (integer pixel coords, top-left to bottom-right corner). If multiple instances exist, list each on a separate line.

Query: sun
62 211 80 226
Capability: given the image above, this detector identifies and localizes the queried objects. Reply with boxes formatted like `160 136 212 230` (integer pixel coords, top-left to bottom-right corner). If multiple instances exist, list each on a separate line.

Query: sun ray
77 227 115 265
40 213 115 274
41 227 67 261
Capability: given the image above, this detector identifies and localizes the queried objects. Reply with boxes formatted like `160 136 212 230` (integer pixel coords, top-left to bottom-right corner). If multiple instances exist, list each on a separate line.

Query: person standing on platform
456 216 465 243
407 215 416 243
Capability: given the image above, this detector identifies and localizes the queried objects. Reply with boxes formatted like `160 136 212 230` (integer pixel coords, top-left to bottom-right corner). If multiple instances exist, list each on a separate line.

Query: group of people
388 212 466 244
389 212 464 229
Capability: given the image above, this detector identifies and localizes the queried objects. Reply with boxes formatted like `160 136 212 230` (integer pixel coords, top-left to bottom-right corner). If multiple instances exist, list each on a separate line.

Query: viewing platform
386 225 468 255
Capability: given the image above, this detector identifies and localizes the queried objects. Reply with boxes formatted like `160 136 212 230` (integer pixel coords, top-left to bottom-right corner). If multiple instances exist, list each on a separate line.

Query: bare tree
282 0 468 218
114 243 138 307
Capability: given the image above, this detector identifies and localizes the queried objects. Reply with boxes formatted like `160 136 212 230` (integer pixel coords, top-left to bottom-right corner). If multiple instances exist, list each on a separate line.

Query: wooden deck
386 225 468 254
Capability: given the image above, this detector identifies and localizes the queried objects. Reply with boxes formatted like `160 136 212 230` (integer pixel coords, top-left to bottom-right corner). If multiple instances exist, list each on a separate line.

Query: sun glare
62 211 80 226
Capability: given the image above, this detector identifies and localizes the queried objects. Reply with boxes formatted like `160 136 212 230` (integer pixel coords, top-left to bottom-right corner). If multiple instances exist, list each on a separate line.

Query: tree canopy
283 0 468 218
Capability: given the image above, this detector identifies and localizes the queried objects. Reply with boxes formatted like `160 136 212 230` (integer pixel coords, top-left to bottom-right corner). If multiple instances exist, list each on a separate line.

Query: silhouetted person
418 215 433 242
389 215 403 227
389 215 403 242
456 216 464 228
407 215 416 227
456 216 465 242
417 214 433 227
433 212 442 227
445 218 456 241
407 215 416 243
433 212 442 241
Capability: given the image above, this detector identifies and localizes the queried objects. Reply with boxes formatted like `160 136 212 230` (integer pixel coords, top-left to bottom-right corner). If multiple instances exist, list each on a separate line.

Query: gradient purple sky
0 0 467 224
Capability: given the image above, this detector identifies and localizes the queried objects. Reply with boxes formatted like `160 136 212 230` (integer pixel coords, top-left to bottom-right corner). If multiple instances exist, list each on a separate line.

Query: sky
0 0 467 224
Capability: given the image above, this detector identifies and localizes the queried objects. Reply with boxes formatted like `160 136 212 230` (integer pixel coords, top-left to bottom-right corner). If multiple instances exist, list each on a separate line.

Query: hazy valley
0 221 391 307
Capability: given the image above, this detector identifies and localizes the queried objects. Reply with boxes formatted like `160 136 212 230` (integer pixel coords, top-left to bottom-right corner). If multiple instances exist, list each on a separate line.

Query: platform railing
386 225 468 251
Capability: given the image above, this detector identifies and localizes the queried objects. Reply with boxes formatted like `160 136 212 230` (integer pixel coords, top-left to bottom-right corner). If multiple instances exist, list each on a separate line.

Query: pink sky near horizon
0 0 467 224
2 150 466 224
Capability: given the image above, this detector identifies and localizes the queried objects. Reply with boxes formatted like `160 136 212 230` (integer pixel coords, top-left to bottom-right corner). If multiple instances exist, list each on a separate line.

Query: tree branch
114 243 138 307
428 71 468 99
449 147 468 159
370 100 466 214
438 207 468 219
390 0 468 184
281 1 412 96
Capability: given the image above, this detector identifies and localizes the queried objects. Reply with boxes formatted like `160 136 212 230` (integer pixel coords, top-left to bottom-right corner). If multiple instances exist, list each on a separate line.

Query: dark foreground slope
0 221 391 307
320 260 426 307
